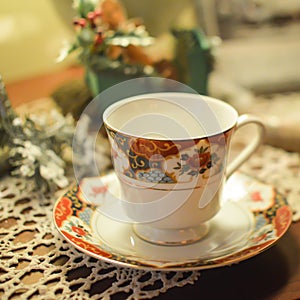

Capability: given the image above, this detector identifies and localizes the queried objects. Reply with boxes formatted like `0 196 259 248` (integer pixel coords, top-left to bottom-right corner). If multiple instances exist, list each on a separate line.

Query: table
1 67 300 299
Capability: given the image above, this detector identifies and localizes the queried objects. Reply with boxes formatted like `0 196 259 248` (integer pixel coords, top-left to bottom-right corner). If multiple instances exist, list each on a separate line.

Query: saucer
53 172 292 271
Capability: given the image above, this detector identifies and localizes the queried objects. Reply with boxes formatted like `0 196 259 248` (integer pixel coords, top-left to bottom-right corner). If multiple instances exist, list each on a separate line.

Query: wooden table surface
5 67 300 300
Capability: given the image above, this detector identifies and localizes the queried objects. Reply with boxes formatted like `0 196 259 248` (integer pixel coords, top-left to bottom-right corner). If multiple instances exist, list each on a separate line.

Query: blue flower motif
79 207 93 225
137 169 174 183
254 214 267 231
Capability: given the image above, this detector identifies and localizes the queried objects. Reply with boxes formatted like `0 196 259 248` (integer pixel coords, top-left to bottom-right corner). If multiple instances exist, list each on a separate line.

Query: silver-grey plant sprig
0 76 74 191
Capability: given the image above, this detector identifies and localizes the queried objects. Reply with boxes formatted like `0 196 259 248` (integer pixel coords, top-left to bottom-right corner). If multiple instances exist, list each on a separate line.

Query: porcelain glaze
103 93 265 245
53 171 292 271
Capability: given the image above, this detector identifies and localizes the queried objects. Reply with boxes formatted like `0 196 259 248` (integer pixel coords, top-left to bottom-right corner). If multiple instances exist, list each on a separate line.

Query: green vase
85 67 132 97
85 27 213 98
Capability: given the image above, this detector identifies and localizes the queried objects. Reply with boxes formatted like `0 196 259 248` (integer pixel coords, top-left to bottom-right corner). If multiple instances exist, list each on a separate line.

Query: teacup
103 93 264 245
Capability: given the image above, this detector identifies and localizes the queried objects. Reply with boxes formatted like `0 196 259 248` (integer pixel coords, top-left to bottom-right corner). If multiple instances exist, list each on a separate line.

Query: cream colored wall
0 0 198 83
0 0 75 83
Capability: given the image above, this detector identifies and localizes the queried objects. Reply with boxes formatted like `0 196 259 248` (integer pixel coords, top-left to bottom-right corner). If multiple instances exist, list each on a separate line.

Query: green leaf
76 0 96 18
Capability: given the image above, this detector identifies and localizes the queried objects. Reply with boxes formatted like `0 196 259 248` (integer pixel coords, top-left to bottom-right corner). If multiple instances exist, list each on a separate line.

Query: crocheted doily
0 144 299 299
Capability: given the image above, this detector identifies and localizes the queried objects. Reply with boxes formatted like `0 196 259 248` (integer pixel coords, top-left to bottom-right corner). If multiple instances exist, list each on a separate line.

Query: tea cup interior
103 93 238 140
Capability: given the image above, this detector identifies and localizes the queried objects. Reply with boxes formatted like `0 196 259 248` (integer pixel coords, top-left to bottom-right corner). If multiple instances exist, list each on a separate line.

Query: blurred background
1 0 300 149
0 0 75 82
1 0 300 89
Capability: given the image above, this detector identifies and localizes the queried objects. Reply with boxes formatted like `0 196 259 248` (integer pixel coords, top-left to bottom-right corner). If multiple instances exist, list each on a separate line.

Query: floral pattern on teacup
106 128 232 184
174 146 221 177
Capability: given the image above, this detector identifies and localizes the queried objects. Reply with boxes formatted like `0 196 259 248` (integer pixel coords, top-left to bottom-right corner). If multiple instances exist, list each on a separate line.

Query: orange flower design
130 138 197 160
274 205 292 237
54 197 73 227
130 139 179 159
251 191 263 202
71 226 87 236
62 231 112 258
91 185 108 196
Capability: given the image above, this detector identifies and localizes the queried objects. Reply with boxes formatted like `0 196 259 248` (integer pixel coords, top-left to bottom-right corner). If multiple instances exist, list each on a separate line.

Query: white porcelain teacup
103 92 264 245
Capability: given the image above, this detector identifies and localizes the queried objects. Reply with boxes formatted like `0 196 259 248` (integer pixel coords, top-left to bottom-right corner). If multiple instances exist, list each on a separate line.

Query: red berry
87 12 95 20
94 9 102 17
95 33 104 45
78 18 86 27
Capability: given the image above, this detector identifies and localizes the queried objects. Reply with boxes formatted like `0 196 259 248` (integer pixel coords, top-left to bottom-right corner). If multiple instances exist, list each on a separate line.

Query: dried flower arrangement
68 0 157 72
0 77 74 191
59 0 213 96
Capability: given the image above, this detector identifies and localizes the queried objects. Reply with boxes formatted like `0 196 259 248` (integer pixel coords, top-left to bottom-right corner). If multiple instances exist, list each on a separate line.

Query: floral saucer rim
53 171 292 271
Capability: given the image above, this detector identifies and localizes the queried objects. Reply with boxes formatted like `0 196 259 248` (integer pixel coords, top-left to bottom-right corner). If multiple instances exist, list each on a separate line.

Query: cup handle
226 114 265 177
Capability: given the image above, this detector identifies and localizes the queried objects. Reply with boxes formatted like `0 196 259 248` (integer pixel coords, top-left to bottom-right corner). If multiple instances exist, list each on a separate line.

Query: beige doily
240 145 300 222
0 174 200 300
1 143 299 299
